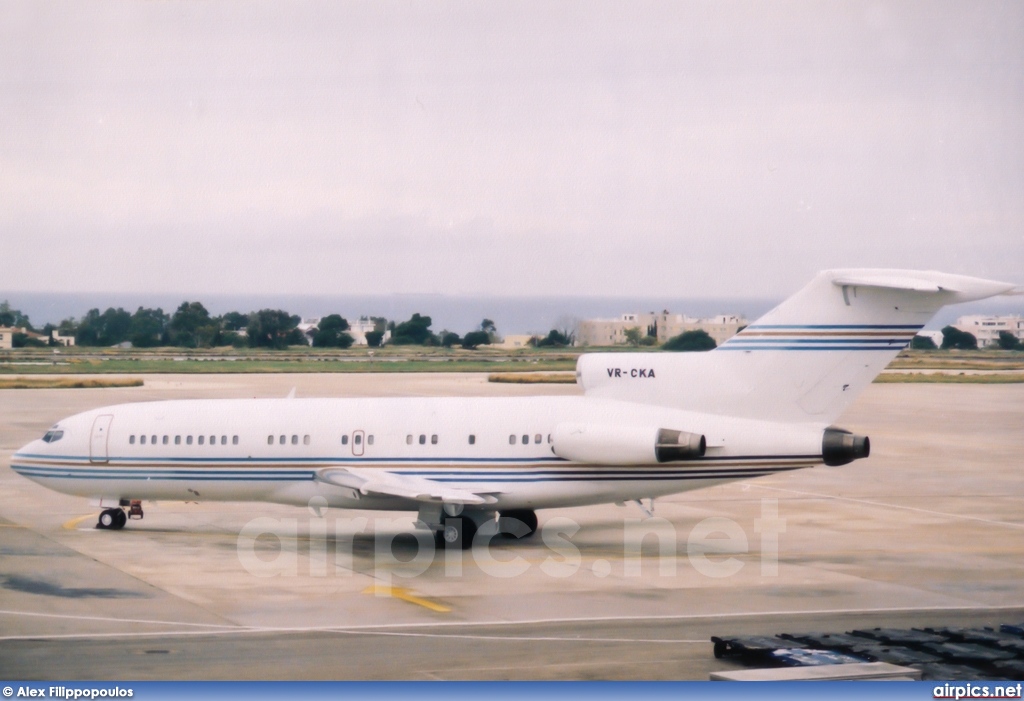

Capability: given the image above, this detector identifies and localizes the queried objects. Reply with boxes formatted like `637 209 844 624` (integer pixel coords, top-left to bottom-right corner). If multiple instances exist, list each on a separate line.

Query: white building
50 331 75 347
299 317 390 346
347 317 390 346
493 334 534 349
953 315 1024 348
577 312 747 347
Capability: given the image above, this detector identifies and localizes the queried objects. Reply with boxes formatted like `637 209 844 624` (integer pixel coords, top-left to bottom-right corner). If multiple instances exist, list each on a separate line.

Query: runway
1 374 1023 679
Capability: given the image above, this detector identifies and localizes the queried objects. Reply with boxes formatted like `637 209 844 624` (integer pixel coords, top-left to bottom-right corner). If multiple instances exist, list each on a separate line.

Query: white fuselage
11 395 825 512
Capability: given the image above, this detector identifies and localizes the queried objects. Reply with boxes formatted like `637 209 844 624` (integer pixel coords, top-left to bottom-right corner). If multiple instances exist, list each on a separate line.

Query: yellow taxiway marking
62 513 98 530
362 586 451 613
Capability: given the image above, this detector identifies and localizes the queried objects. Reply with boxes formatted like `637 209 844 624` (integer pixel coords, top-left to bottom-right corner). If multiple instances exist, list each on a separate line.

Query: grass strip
488 372 577 384
0 377 145 389
875 373 1024 384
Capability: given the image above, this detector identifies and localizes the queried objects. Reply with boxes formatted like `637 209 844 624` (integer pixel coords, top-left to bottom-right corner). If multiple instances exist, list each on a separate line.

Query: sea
0 291 1019 337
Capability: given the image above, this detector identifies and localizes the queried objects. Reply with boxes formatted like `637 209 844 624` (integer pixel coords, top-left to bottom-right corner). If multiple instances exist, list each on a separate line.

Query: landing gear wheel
498 509 538 539
439 516 477 550
97 508 125 530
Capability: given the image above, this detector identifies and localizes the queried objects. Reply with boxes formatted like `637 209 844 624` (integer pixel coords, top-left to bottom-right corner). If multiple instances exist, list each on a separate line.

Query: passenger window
406 435 412 445
342 435 349 445
534 434 541 444
547 434 552 444
187 436 193 445
522 435 528 445
291 435 298 445
130 435 136 445
367 435 373 445
469 435 476 445
354 434 362 445
419 434 426 445
221 436 226 445
509 435 515 445
209 435 215 445
267 435 273 445
233 436 238 445
141 435 147 445
279 435 285 445
175 436 181 445
303 435 310 445
198 436 205 445
431 434 438 445
163 436 169 445
152 435 157 445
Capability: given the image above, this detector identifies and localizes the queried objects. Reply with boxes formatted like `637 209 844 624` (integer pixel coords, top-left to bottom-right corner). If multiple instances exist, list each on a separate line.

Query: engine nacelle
552 423 706 465
821 427 870 466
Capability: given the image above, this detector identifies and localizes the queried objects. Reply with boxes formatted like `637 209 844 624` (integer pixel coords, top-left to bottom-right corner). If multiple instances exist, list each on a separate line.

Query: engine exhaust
822 427 870 466
655 429 706 462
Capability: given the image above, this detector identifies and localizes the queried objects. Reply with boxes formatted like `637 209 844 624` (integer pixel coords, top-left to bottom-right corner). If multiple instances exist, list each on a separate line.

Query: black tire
97 509 116 529
498 509 538 539
440 516 477 551
112 509 127 530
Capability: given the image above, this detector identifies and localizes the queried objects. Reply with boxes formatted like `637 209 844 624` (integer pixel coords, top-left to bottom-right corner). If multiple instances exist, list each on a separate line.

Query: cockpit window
42 430 64 443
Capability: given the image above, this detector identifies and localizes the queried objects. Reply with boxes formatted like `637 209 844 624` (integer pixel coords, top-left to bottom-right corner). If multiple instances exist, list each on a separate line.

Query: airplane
10 269 1020 549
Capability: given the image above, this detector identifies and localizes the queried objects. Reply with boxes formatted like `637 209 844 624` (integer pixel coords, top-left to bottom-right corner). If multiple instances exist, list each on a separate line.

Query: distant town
0 299 1021 352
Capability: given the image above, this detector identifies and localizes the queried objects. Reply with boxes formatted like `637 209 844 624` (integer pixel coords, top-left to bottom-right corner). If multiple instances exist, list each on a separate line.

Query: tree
312 314 354 348
220 311 250 332
480 318 497 341
533 329 572 347
170 302 219 348
440 331 461 348
12 332 46 348
130 307 169 348
623 327 644 347
461 330 491 349
662 329 717 351
75 307 132 346
0 301 32 330
552 315 579 346
997 331 1021 351
247 309 302 349
391 313 436 345
940 326 977 350
910 335 938 350
365 330 385 348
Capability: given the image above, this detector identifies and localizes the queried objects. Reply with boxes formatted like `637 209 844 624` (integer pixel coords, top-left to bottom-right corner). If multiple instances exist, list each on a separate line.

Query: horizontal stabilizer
317 467 495 505
831 269 1015 303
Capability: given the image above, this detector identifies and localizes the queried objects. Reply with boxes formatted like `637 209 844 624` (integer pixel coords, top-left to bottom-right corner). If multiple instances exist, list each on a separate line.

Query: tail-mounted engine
821 427 870 466
552 423 706 465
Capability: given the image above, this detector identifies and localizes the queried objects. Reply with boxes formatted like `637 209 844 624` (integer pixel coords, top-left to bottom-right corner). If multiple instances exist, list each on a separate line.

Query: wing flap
317 467 495 505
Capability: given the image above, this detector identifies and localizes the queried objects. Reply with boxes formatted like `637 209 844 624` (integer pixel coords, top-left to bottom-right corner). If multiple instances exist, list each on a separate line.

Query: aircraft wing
316 467 497 505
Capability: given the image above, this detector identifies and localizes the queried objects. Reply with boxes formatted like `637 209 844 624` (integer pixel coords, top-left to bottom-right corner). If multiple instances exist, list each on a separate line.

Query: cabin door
90 414 113 464
351 430 365 457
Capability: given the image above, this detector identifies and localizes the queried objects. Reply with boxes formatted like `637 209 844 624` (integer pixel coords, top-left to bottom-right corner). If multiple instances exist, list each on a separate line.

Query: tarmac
0 373 1022 680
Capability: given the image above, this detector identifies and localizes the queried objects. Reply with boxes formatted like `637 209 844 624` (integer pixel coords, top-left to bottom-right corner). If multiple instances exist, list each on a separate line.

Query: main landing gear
433 509 539 550
96 501 143 530
97 508 126 530
498 509 538 540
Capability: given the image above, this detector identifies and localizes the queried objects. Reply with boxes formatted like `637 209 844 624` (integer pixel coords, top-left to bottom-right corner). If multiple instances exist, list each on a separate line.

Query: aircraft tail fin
579 269 1016 424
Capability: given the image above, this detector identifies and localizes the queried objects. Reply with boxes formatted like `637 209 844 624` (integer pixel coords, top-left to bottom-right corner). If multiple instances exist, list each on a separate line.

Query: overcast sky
2 1 1022 299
